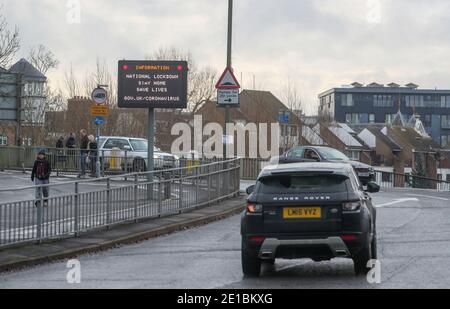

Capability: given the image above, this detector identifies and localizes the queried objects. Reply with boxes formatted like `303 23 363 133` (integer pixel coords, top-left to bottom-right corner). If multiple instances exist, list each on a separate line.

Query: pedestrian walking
66 133 76 149
88 135 98 177
66 133 77 168
55 136 67 170
56 136 64 149
31 149 52 207
79 129 89 178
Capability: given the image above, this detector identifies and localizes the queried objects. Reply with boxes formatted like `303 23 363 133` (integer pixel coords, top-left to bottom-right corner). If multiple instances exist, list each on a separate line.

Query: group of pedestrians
31 129 99 207
78 129 98 178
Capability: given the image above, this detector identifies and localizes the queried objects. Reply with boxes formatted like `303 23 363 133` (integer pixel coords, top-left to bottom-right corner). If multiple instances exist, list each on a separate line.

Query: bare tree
282 77 303 114
146 47 217 114
83 58 117 106
0 7 19 68
64 64 79 99
280 78 304 151
28 44 59 75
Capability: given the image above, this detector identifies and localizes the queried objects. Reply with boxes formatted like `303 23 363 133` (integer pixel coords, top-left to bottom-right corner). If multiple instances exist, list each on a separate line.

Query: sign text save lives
117 60 188 109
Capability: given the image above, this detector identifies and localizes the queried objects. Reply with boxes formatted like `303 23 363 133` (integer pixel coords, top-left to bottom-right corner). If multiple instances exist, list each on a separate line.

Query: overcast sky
4 0 450 114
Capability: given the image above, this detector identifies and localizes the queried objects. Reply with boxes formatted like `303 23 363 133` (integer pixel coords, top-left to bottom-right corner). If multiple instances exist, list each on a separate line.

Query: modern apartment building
318 82 450 148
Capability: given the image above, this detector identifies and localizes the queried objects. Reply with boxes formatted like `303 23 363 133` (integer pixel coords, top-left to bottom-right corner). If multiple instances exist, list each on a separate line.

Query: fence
0 158 240 248
0 146 217 177
239 158 450 192
240 158 270 180
374 170 450 192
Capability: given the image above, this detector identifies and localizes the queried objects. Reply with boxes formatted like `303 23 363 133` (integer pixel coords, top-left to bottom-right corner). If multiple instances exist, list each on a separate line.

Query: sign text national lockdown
118 60 188 109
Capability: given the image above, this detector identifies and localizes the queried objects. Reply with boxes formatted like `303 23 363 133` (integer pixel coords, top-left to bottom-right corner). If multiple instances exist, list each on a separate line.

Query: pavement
0 196 246 274
1 187 450 289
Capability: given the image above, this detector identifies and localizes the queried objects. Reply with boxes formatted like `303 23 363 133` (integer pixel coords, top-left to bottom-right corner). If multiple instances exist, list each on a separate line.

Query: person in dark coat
31 150 52 207
56 137 64 149
66 133 77 167
88 135 98 176
66 133 76 149
79 129 89 177
55 136 66 169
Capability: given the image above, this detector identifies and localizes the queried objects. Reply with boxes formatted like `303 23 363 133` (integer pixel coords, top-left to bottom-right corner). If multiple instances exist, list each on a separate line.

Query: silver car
98 136 179 171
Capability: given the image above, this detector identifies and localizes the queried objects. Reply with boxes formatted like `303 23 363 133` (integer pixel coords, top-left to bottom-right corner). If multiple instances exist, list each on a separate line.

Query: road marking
376 198 419 208
405 194 449 201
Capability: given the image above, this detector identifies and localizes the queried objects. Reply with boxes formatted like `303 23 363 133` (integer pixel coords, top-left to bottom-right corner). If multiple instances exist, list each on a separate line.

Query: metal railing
0 158 240 248
0 146 218 177
240 158 270 180
374 170 450 191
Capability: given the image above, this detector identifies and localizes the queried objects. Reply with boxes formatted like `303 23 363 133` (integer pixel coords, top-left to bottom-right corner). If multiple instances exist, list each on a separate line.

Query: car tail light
341 235 357 241
247 203 263 213
343 201 361 211
249 236 266 243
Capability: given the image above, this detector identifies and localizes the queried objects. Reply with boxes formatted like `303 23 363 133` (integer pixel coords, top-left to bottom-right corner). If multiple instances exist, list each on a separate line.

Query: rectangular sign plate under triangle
218 89 239 106
216 67 241 89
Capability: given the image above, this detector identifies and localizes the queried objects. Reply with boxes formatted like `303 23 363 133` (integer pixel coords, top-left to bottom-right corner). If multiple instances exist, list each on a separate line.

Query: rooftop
8 58 46 80
319 82 450 97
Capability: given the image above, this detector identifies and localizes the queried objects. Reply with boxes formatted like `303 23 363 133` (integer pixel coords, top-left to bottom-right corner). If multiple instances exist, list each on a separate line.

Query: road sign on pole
90 105 109 117
91 88 108 105
117 60 188 109
94 116 105 125
217 89 239 106
216 67 240 90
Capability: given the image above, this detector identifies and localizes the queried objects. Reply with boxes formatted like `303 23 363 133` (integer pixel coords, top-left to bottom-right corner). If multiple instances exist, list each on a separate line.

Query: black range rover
241 162 379 277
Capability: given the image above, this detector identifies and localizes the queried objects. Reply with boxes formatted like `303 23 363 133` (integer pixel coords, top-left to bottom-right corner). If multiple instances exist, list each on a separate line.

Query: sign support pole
96 124 101 178
147 108 155 200
224 0 233 160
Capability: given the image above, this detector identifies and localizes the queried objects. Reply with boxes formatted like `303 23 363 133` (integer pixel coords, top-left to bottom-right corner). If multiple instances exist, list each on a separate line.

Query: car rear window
259 175 347 194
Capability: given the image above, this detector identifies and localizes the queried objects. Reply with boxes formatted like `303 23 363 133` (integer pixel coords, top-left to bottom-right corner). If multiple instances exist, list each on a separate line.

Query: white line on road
404 194 449 201
376 198 419 208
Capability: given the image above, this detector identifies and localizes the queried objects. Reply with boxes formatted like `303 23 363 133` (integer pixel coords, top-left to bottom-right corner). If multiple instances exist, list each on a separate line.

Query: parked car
98 136 179 171
270 146 375 185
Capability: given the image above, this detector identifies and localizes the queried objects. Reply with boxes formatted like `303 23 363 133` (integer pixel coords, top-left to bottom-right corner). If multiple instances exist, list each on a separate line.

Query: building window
442 135 450 148
405 95 425 108
0 136 7 146
369 114 375 124
424 114 432 127
341 94 354 107
345 113 362 124
374 95 393 107
346 150 360 161
447 175 450 182
442 115 450 129
441 96 450 108
385 114 397 124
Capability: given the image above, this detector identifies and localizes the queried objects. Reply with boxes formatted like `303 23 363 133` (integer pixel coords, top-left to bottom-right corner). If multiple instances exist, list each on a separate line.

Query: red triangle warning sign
216 67 241 89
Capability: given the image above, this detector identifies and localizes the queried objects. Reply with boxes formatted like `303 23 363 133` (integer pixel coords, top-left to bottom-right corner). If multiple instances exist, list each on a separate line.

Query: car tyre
241 239 261 277
353 236 373 276
371 228 378 260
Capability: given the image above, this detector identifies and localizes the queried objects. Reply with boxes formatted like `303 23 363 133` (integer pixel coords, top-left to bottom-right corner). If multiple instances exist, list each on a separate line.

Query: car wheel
353 236 372 276
133 159 146 172
371 229 378 260
241 238 261 277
